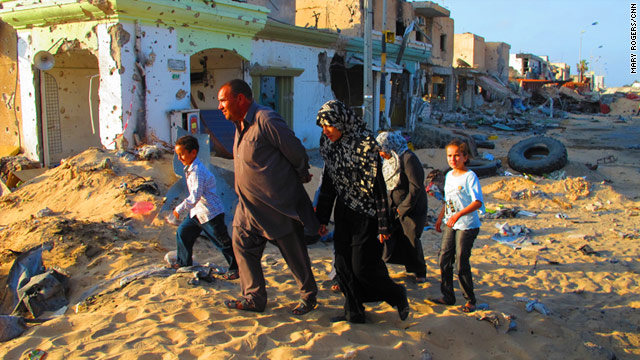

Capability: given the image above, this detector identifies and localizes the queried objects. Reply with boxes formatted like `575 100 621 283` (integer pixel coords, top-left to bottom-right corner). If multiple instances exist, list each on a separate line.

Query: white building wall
509 53 523 76
139 24 191 143
96 23 132 149
251 40 335 149
16 34 39 160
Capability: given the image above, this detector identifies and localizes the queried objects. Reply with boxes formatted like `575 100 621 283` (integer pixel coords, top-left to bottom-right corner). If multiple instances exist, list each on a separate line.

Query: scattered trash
584 162 598 170
482 153 495 161
555 213 568 220
0 315 27 342
36 207 53 218
584 201 604 212
503 313 517 333
578 244 598 256
27 349 47 360
493 123 515 131
177 265 216 284
13 269 69 318
476 303 490 310
527 300 552 315
26 349 47 360
99 158 113 170
2 243 52 315
118 266 173 288
116 150 136 161
511 189 549 200
485 207 537 219
514 297 552 316
475 312 501 330
131 201 155 215
492 223 537 249
608 257 619 264
547 170 566 180
507 136 568 176
596 155 617 164
517 210 537 217
137 145 165 160
128 180 160 196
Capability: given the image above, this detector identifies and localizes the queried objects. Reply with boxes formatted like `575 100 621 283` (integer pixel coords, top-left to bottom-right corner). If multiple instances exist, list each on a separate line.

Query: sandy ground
0 113 639 360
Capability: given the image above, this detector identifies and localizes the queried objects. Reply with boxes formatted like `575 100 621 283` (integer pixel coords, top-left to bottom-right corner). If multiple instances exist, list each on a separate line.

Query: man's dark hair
176 135 199 153
225 79 253 101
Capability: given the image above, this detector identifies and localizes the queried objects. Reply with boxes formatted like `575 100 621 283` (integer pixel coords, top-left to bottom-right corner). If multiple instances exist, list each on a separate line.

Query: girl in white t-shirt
430 139 484 313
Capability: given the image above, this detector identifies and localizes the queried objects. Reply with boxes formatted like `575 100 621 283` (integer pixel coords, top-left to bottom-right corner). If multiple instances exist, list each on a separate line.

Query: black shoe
397 288 410 321
330 314 365 324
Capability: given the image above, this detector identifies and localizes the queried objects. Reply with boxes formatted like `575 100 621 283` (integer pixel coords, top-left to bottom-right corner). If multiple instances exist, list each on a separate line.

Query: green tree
577 60 589 81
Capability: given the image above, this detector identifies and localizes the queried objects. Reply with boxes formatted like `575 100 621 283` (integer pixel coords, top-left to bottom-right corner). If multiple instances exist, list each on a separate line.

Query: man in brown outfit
218 79 319 315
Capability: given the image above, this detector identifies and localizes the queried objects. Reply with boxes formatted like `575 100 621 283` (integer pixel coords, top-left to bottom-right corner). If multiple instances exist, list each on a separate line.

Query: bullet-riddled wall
427 17 454 67
251 40 335 149
485 41 510 84
0 22 21 151
296 0 365 36
454 33 485 70
1 0 268 163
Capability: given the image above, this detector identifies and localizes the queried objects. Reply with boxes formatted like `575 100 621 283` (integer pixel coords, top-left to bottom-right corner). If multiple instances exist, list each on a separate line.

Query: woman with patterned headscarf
377 131 428 283
315 100 409 324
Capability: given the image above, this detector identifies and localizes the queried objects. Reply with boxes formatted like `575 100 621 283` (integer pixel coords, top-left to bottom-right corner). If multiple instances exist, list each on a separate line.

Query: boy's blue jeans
176 213 238 272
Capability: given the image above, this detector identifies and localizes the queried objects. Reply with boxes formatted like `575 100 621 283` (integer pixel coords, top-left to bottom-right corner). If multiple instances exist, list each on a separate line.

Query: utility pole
363 0 374 129
379 0 388 130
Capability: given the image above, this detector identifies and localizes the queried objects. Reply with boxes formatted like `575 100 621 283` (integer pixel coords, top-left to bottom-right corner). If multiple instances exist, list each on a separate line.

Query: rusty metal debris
596 155 617 164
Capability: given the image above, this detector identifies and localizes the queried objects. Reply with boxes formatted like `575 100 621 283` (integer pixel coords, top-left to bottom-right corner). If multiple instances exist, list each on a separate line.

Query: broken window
440 34 446 52
396 21 406 38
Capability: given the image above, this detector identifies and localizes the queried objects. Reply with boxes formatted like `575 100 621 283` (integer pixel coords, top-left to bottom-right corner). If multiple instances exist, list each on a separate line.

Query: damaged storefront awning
345 54 403 73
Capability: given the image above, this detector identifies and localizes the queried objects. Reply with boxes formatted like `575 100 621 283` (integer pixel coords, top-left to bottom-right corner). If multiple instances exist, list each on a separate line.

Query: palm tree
577 59 589 82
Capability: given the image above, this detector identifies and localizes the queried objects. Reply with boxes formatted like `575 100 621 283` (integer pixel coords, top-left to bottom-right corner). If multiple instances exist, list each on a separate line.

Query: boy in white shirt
172 135 238 280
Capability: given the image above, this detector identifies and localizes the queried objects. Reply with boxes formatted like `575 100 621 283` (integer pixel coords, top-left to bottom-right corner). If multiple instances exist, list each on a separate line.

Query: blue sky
425 0 637 87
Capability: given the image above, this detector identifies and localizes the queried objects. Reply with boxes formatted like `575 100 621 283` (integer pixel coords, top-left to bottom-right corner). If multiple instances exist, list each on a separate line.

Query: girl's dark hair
176 135 199 153
446 138 472 164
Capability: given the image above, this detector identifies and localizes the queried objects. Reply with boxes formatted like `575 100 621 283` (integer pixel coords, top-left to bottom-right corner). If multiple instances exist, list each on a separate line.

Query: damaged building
452 32 512 111
0 0 339 166
0 0 453 167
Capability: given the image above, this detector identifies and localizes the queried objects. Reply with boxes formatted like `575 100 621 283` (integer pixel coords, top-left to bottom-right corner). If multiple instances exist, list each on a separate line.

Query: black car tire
507 136 567 175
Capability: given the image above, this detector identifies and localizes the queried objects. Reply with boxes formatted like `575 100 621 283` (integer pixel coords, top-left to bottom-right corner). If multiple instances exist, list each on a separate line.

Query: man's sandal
224 299 262 312
460 302 476 313
429 297 455 306
289 301 317 316
220 271 239 280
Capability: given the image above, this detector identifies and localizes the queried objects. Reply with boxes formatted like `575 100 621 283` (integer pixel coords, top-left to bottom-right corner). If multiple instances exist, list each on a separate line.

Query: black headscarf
316 100 379 217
